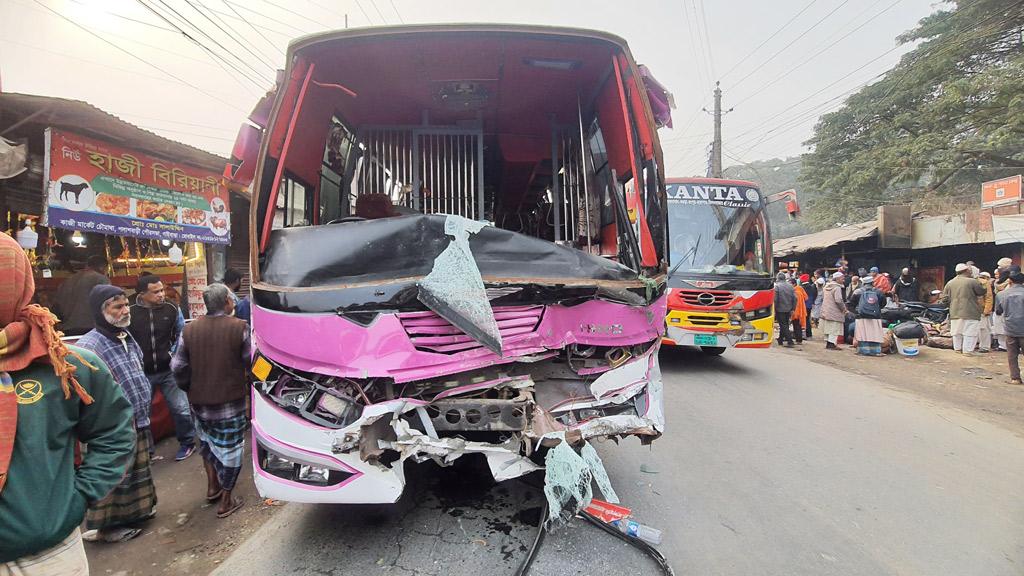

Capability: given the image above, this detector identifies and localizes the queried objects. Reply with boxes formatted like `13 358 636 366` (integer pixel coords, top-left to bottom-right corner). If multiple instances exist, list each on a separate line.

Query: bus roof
666 177 760 188
287 24 636 60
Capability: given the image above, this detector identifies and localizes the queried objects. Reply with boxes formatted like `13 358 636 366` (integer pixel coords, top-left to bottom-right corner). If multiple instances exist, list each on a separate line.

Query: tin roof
0 92 228 175
773 220 878 258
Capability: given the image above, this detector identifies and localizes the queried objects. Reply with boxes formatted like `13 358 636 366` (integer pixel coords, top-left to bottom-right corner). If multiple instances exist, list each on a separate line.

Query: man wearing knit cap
941 263 987 354
0 233 134 573
76 284 158 543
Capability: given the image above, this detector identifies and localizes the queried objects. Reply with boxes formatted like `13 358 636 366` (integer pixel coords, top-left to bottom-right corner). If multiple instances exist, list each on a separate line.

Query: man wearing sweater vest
171 283 250 518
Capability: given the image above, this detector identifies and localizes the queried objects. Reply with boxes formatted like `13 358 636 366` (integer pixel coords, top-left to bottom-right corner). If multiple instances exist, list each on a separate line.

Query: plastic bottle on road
610 519 663 545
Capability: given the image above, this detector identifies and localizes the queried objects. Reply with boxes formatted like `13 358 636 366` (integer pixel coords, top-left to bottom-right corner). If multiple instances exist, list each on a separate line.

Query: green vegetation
794 0 1024 230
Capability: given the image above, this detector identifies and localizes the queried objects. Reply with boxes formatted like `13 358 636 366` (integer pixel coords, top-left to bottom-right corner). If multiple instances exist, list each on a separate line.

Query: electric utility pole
704 81 733 178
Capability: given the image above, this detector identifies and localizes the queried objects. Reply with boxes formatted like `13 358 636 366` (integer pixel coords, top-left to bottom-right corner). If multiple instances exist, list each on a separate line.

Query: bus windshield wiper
668 233 700 278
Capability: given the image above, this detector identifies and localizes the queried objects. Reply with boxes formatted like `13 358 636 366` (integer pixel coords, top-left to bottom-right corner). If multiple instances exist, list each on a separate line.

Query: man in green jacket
0 232 135 574
941 263 987 355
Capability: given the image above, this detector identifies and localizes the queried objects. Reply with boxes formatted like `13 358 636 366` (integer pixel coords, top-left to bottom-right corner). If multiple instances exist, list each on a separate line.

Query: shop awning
773 220 878 258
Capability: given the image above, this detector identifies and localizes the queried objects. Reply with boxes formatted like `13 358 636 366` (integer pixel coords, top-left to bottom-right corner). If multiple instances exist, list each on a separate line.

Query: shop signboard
43 128 231 244
982 175 1022 208
185 248 209 318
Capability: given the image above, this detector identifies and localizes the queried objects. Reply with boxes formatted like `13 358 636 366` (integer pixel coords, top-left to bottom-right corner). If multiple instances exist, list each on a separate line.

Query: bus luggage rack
398 306 544 354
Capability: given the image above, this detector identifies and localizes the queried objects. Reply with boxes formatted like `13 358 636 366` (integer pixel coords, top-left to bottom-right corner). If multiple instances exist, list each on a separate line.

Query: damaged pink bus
237 25 672 503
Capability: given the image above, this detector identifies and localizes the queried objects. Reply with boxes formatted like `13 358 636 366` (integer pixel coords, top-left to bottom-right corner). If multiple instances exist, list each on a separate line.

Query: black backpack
857 288 881 317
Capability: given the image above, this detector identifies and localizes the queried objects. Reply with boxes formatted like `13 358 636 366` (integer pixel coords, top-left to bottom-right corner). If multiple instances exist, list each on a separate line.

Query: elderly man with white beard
75 284 157 543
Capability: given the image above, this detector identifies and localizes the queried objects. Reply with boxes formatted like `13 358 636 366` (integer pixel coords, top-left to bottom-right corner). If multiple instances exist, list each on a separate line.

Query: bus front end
661 178 774 354
241 26 671 504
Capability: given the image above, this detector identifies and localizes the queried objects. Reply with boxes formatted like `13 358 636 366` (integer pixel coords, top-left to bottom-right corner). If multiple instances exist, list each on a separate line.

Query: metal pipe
578 95 592 252
476 131 484 221
551 122 561 241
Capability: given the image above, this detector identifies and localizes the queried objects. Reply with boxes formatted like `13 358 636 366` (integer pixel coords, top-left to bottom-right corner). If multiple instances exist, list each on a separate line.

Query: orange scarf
0 233 94 493
793 285 809 328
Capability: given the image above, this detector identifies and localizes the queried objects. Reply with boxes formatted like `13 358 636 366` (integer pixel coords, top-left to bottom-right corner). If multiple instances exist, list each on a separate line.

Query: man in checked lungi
171 284 250 518
76 284 157 543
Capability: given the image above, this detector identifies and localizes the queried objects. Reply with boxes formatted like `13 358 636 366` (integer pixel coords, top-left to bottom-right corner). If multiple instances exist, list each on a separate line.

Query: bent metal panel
43 128 231 245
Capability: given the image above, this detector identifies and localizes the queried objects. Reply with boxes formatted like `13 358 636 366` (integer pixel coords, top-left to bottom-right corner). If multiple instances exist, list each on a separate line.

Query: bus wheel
701 346 726 356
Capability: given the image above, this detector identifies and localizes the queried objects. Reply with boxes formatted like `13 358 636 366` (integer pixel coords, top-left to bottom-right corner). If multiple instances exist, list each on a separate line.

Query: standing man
76 285 158 543
800 274 816 339
940 263 986 355
996 272 1024 384
977 271 995 353
848 275 887 354
171 284 250 518
129 274 195 461
893 268 920 302
52 255 109 336
223 268 250 323
0 233 135 573
774 272 796 348
820 271 849 350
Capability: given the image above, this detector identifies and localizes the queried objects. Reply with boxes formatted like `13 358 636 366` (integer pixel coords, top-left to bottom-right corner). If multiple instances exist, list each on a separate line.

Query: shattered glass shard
581 442 619 504
543 439 593 526
417 215 503 354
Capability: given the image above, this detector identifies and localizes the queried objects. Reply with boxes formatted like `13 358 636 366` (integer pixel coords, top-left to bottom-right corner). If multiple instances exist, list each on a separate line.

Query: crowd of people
777 257 1024 384
0 231 252 574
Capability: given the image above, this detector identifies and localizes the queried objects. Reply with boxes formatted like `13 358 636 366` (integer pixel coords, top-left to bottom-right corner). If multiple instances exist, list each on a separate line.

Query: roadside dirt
778 338 1024 437
84 440 286 576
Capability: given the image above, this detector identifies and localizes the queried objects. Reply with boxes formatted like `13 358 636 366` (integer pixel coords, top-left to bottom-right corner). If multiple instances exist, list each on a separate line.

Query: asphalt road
214 347 1024 576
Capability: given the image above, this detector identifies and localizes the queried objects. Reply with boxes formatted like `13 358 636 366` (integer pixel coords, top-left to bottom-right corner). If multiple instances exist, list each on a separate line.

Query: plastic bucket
894 338 919 356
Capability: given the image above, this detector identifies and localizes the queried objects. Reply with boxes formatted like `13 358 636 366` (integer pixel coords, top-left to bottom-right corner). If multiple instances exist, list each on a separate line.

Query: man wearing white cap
940 263 986 354
819 271 848 350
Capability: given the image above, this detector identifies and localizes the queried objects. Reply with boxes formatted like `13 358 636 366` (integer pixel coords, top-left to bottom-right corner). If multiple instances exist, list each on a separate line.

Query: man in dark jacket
171 284 250 518
128 274 195 461
774 272 796 347
893 268 920 302
52 254 110 335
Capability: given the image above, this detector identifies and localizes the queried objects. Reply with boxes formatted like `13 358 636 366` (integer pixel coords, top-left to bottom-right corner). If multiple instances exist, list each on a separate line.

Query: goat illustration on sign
59 181 91 204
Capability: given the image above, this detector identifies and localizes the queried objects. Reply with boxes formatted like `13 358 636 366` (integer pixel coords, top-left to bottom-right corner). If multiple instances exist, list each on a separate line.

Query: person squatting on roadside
76 285 158 543
848 275 887 355
171 284 250 519
996 272 1024 385
0 233 135 575
977 271 995 353
820 272 848 350
941 263 987 355
129 274 196 461
774 273 797 347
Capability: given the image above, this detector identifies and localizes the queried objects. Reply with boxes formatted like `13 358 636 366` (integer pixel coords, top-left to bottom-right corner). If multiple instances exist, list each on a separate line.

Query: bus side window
273 176 313 229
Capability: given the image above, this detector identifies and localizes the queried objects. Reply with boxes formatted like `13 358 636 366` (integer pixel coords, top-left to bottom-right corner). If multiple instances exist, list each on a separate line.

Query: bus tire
700 346 726 356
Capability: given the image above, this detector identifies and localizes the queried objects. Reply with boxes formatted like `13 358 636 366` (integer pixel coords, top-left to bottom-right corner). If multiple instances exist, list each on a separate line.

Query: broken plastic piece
583 498 632 523
417 215 503 354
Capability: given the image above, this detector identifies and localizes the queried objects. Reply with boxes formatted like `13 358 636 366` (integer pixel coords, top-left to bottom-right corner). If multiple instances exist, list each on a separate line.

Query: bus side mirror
785 198 800 220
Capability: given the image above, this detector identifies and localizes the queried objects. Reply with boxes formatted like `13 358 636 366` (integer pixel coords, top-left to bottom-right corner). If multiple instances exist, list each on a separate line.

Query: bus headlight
742 307 772 321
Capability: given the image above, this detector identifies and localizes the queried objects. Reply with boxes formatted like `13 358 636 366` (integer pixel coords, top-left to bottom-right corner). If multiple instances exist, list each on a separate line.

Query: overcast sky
1 0 944 176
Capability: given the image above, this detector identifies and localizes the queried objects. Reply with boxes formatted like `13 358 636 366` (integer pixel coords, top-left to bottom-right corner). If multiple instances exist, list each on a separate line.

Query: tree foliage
723 157 810 239
799 0 1024 229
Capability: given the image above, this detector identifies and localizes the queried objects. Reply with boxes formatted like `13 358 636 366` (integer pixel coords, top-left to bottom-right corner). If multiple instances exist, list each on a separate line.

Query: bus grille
678 290 734 307
398 306 544 354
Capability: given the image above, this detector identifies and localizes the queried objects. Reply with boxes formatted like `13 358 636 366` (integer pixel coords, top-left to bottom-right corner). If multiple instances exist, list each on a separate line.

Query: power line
731 0 903 107
219 0 286 57
684 0 713 87
305 0 348 27
694 0 716 79
720 0 819 80
259 0 329 29
388 0 404 23
368 0 390 25
352 0 375 25
726 0 853 91
225 0 311 35
148 0 274 83
186 0 279 71
28 0 248 112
